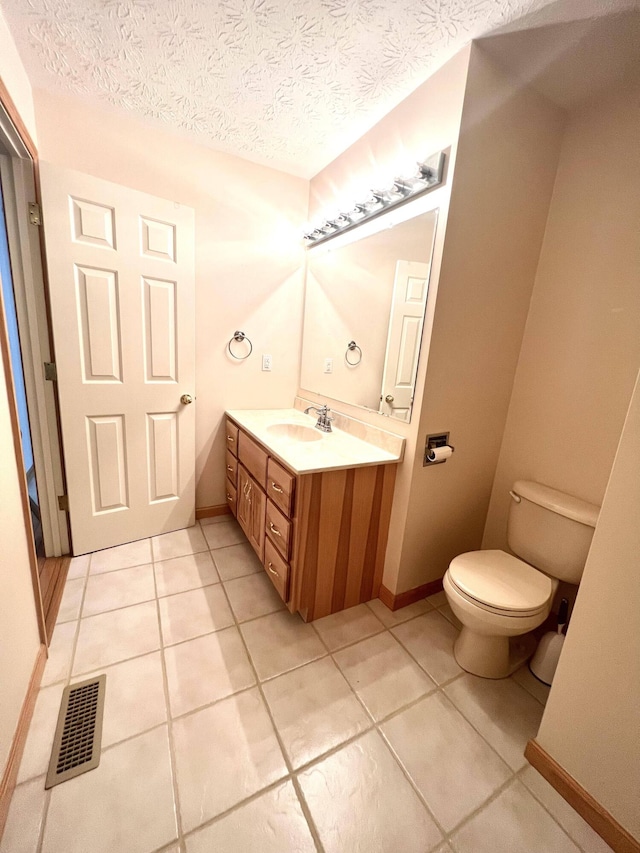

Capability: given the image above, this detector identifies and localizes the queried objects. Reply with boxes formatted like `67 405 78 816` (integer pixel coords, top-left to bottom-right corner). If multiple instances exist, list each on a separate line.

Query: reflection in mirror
300 209 438 422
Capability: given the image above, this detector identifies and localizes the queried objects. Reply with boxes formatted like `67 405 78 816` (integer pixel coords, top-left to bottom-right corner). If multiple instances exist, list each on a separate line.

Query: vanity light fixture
304 150 445 247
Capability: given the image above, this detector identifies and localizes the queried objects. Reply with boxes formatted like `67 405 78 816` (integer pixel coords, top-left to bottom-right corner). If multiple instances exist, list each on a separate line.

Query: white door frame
0 112 69 556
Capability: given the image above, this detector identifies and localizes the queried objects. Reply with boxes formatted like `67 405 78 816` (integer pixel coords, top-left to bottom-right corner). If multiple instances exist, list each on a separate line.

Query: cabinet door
248 480 266 561
236 465 251 536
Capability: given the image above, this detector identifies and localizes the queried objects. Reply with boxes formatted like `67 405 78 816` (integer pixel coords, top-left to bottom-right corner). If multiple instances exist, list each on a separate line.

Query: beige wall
536 370 640 839
483 87 640 553
0 8 37 143
0 358 41 774
395 46 565 592
33 90 308 509
306 47 471 593
0 19 43 783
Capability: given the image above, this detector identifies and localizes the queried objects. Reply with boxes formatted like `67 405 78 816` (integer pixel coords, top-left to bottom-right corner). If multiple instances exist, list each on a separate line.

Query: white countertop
226 408 404 475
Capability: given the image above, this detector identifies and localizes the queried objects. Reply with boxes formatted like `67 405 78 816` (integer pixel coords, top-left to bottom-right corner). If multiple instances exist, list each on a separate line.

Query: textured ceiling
1 0 569 176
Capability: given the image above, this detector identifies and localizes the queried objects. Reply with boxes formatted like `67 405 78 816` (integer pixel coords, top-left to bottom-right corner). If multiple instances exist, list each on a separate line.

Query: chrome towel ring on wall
345 340 362 366
227 331 253 360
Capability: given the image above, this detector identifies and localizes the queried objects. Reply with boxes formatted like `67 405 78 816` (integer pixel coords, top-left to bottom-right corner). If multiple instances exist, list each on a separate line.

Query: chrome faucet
304 404 333 433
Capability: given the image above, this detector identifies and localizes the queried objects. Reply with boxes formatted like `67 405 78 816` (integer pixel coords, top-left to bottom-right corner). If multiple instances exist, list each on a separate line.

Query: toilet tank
507 481 600 583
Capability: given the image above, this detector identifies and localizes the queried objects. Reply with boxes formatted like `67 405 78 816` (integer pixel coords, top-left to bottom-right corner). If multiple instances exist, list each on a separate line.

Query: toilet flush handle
509 490 521 503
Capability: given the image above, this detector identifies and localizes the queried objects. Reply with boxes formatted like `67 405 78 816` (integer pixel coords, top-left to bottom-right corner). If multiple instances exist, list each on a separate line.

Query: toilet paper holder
424 432 455 466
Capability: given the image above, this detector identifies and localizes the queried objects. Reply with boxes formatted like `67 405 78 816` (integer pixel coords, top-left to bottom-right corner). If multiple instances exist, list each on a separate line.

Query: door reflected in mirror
300 208 438 422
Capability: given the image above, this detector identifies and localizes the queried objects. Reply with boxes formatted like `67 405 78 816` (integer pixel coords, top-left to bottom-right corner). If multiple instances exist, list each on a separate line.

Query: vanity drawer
225 420 239 457
265 500 292 560
267 458 295 517
238 431 268 488
225 450 237 485
225 479 237 516
264 537 290 603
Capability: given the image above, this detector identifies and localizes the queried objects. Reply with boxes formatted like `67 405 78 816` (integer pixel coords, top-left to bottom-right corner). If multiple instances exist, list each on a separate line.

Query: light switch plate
324 358 333 374
262 354 272 371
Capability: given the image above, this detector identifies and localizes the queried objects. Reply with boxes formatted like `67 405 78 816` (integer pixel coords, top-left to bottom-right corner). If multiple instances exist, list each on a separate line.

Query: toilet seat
447 550 553 617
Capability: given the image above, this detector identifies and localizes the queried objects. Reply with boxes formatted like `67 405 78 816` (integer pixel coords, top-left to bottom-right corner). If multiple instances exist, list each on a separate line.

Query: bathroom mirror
300 208 438 421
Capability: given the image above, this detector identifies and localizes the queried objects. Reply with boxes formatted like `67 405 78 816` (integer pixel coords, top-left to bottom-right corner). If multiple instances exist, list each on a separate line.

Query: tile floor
2 519 613 853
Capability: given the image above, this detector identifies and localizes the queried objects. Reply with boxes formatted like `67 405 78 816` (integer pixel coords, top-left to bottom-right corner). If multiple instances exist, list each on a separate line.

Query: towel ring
345 340 362 366
227 331 253 360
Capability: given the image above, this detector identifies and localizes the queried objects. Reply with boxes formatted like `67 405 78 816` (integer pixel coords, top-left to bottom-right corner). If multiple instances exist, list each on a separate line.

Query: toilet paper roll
427 445 453 463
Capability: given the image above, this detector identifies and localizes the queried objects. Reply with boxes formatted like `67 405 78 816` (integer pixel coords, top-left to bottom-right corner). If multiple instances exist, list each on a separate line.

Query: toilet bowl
443 481 599 679
444 550 556 678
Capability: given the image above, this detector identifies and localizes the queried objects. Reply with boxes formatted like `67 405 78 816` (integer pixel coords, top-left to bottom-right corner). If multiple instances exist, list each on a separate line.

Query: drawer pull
268 521 282 538
270 481 284 494
226 435 235 443
226 493 232 501
226 465 234 472
267 561 279 578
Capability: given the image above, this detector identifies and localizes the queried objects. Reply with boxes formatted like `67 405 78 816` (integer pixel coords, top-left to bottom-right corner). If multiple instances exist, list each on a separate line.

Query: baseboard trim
196 504 231 520
0 643 47 842
525 739 639 853
379 577 444 611
42 555 71 641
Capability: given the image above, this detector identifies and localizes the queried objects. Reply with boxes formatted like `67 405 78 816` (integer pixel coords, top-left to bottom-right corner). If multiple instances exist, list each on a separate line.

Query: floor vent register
45 675 106 789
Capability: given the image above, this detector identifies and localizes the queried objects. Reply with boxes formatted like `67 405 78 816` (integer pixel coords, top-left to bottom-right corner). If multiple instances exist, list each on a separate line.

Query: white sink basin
266 423 322 443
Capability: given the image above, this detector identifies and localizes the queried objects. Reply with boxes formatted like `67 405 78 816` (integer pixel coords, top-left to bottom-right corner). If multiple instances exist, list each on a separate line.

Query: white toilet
443 480 599 679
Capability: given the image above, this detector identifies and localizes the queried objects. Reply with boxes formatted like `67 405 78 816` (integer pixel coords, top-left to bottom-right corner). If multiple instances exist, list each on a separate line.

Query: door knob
180 394 193 405
385 395 394 403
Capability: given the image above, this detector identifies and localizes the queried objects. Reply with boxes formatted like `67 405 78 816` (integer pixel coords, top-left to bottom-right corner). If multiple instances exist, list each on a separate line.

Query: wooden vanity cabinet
225 416 397 622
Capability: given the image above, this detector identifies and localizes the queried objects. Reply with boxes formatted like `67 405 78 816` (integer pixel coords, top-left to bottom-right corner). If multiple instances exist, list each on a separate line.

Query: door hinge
44 362 57 381
58 494 69 512
29 202 42 226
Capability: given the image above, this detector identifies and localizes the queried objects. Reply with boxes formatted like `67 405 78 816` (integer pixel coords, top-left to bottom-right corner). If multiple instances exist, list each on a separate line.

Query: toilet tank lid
512 481 600 528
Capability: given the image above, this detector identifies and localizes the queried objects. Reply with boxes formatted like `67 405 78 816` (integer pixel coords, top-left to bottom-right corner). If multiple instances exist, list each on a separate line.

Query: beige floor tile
298 730 442 853
173 688 287 831
334 632 436 721
17 683 64 783
0 777 47 853
313 603 384 651
199 514 232 526
392 610 463 684
66 553 90 579
512 663 551 705
41 621 76 687
366 596 432 627
451 780 581 853
73 601 160 674
427 590 447 607
90 538 152 574
202 518 246 550
212 541 263 581
151 526 208 562
164 627 255 717
240 610 326 681
185 781 316 853
55 577 85 623
438 602 463 630
154 551 220 597
82 564 155 617
444 674 544 771
381 692 511 831
520 766 615 852
262 657 370 769
159 584 234 646
42 727 177 853
74 652 167 748
224 572 286 622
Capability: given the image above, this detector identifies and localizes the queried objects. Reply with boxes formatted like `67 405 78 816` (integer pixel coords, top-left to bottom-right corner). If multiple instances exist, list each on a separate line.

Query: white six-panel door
39 164 195 555
380 260 431 422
